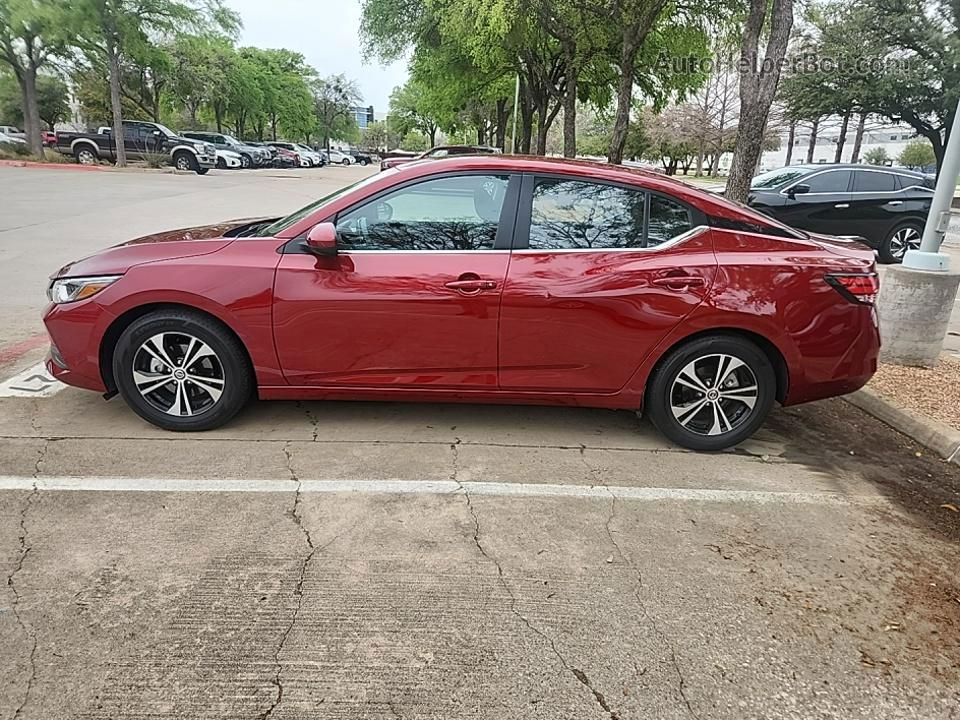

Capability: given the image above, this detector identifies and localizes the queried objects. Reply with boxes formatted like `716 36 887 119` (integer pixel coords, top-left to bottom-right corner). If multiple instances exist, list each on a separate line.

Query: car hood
53 219 262 278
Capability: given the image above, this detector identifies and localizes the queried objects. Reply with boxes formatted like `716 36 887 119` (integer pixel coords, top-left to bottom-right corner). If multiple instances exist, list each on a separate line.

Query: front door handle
444 279 498 293
885 200 903 206
652 276 706 289
834 203 850 209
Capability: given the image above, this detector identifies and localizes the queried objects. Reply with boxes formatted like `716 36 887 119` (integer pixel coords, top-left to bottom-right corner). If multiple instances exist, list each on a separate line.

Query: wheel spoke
133 370 173 395
720 385 758 409
673 399 708 426
142 334 176 370
716 355 745 388
677 360 708 392
709 402 733 435
183 340 216 370
186 376 223 403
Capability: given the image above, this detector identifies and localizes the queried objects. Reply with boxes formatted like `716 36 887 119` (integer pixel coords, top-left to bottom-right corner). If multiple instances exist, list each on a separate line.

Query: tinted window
854 170 896 192
751 168 810 189
648 195 694 247
336 175 509 251
804 170 850 193
529 179 646 250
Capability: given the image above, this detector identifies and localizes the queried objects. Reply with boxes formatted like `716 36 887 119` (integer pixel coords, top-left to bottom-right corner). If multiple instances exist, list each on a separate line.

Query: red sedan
43 157 880 450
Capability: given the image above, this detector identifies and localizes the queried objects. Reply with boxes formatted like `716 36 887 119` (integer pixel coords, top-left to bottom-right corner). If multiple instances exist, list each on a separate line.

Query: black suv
748 164 935 263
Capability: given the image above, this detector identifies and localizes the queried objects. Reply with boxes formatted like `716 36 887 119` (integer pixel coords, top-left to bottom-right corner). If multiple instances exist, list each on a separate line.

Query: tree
725 0 794 202
863 146 889 165
0 70 67 128
389 78 441 147
314 74 360 150
0 0 70 153
69 0 239 166
898 140 934 170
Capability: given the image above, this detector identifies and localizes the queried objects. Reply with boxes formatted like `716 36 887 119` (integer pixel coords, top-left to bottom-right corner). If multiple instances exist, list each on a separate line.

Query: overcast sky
226 0 409 112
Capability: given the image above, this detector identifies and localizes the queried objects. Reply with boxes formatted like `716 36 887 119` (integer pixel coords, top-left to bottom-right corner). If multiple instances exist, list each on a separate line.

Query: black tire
358 159 368 166
196 167 209 175
112 310 253 432
341 158 350 166
74 145 98 165
646 335 776 451
240 154 252 169
216 157 227 169
878 221 923 264
173 151 198 172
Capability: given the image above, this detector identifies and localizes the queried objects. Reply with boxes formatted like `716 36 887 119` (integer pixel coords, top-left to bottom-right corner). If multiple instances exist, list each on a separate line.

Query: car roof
779 163 926 177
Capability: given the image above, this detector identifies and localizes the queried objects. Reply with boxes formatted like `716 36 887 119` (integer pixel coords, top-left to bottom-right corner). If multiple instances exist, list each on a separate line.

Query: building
352 106 374 130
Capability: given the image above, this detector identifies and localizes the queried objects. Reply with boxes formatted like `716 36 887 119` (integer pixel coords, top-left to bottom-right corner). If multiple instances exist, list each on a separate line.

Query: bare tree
725 0 795 202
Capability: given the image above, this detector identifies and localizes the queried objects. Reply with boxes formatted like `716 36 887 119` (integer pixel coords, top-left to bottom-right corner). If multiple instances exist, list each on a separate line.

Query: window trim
283 170 522 254
512 172 705 252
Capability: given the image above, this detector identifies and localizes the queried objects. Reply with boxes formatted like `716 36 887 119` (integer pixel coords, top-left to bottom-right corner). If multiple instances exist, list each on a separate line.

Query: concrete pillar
878 265 960 367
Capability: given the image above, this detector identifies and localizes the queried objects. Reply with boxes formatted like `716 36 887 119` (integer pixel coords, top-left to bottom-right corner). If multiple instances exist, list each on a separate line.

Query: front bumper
42 300 111 393
196 152 216 169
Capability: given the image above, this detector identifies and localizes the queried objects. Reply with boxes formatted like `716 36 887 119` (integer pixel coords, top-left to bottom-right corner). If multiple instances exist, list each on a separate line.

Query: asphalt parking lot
1 164 959 719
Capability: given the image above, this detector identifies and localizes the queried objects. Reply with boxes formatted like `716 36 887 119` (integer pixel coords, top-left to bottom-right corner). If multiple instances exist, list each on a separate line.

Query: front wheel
342 158 350 166
112 310 253 431
646 335 776 451
358 159 368 166
74 146 98 165
173 151 198 172
878 222 922 264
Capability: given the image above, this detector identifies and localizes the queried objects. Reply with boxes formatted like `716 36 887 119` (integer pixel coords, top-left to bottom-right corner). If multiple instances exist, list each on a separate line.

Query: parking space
1 166 959 719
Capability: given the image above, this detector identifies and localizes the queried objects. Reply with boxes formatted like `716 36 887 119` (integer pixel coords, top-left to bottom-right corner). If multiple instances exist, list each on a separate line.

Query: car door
272 172 518 388
847 169 916 244
776 169 853 235
498 175 716 393
122 123 146 158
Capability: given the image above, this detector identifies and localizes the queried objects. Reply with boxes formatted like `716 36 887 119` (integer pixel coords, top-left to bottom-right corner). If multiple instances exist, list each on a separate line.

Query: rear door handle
652 276 706 289
444 279 498 292
885 200 903 206
834 203 850 209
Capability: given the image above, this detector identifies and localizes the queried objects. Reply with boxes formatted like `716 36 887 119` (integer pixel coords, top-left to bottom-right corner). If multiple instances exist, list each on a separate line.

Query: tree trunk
519 94 533 153
214 104 224 133
784 120 795 165
536 100 561 155
562 49 577 158
850 112 867 163
805 117 819 163
428 125 437 148
15 66 43 155
495 98 507 151
725 0 795 203
106 39 127 167
607 35 637 164
834 111 850 163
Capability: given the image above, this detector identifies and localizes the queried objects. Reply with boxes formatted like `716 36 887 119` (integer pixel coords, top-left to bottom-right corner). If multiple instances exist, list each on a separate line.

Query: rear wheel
342 158 350 166
646 335 776 451
112 310 253 431
74 145 98 165
240 154 251 168
216 156 227 169
878 222 922 264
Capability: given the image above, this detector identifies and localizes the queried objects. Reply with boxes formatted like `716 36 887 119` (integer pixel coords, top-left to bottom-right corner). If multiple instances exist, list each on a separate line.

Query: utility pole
876 97 960 366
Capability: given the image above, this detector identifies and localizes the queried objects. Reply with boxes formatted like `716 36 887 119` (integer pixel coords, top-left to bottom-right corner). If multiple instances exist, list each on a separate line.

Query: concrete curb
843 387 960 465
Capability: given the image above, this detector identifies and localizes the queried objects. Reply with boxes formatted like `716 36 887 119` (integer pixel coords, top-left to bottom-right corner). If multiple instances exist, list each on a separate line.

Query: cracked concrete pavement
2 165 960 719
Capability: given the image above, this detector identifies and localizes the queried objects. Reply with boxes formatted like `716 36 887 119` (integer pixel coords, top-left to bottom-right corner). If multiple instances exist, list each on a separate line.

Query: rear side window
648 195 694 247
804 170 850 193
529 179 645 249
853 170 896 192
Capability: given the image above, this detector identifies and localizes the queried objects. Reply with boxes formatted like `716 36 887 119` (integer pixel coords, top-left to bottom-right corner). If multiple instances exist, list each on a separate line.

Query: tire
240 154 251 169
878 221 923 264
74 145 98 165
112 310 253 432
646 335 776 451
216 157 226 169
358 159 368 166
173 151 198 172
196 168 209 175
342 158 350 166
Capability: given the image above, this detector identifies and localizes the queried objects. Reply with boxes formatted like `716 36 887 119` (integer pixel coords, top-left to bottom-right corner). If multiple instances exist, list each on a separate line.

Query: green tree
0 0 71 153
389 78 442 147
863 146 890 165
0 70 67 128
314 74 360 149
898 140 934 170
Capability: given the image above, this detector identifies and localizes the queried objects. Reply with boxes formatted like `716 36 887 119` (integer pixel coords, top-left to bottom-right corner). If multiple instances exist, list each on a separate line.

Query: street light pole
903 96 960 272
876 96 960 367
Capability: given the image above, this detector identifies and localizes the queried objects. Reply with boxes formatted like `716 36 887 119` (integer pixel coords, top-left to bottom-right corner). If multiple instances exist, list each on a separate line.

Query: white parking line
0 475 888 505
0 362 64 397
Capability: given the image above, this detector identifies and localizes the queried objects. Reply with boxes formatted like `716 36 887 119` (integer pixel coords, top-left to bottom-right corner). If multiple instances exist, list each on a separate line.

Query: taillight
825 273 879 305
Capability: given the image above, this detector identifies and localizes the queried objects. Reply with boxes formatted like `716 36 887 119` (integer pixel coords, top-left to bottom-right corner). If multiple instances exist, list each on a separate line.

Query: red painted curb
0 333 48 366
0 159 104 171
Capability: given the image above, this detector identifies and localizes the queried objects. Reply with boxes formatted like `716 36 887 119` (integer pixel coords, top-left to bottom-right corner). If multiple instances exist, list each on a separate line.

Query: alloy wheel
669 353 759 436
175 155 191 171
132 332 225 417
77 149 96 165
889 226 921 259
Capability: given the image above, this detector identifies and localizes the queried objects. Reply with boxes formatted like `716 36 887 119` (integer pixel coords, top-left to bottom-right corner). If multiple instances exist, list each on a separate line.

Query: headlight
47 275 120 303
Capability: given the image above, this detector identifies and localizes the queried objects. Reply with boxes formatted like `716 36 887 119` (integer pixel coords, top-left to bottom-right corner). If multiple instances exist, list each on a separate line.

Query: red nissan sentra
43 156 880 450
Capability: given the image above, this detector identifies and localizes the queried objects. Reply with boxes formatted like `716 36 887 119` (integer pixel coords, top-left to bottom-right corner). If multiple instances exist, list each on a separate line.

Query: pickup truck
55 120 216 173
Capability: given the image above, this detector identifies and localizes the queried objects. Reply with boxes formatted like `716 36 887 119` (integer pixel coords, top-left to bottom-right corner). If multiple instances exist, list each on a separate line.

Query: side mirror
788 183 810 198
305 222 338 256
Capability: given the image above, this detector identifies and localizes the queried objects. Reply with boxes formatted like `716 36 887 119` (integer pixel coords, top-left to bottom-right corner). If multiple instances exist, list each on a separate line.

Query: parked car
0 125 24 138
350 150 373 166
42 156 879 450
291 143 325 167
55 121 216 174
214 148 243 169
245 142 281 167
324 148 354 165
271 145 300 167
747 164 935 263
41 130 57 146
380 144 501 170
268 141 316 167
181 131 271 168
0 131 27 146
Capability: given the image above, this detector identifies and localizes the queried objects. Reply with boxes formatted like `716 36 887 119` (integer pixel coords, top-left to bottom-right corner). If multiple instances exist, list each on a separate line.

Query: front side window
803 170 851 193
528 179 646 250
751 168 810 189
336 174 509 251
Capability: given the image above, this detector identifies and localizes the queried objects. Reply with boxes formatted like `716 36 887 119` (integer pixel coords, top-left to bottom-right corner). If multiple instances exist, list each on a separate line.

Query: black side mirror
788 184 810 198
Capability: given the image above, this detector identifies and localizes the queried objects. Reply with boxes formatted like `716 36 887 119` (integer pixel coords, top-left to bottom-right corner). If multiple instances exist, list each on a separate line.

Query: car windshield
750 168 812 189
263 170 397 235
222 134 240 145
153 122 178 138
